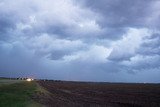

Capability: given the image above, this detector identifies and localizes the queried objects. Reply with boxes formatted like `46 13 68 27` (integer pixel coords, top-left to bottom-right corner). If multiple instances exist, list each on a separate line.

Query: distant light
26 78 32 82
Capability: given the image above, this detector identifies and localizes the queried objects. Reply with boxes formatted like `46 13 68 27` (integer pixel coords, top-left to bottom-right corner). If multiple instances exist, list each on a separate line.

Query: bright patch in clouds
108 28 151 61
63 45 112 62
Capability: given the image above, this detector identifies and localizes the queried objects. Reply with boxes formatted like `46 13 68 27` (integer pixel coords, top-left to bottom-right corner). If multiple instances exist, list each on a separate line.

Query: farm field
37 80 160 107
1 79 160 107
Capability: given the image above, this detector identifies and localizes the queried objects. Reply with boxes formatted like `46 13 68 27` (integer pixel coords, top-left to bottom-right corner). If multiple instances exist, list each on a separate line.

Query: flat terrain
37 81 160 107
1 79 160 107
0 79 43 107
0 79 23 86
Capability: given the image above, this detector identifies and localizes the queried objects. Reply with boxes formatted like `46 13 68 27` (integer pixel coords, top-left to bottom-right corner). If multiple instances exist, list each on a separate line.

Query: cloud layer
0 0 160 82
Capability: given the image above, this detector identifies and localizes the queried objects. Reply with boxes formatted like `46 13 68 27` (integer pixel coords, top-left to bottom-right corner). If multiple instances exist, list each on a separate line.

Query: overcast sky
0 0 160 83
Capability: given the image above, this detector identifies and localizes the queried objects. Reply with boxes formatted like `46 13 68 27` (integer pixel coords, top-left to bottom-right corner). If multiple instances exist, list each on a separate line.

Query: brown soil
33 80 160 107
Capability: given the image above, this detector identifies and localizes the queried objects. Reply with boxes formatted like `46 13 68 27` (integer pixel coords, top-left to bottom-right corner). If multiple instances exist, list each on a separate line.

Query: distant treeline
0 77 17 80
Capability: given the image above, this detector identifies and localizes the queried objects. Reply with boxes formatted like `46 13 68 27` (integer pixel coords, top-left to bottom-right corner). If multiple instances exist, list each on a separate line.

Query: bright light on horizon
26 78 32 82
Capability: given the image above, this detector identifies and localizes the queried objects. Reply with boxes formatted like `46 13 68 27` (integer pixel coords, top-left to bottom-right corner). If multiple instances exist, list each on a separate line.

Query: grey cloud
0 0 160 82
48 50 69 60
108 49 133 61
98 27 126 40
83 0 154 27
123 55 160 71
0 16 16 41
137 33 160 55
82 0 160 40
123 37 160 71
0 41 43 77
0 17 13 32
107 28 148 62
0 0 124 40
107 29 160 74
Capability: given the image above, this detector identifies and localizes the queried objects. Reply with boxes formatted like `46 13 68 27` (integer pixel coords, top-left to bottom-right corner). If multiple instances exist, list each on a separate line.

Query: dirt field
35 80 160 107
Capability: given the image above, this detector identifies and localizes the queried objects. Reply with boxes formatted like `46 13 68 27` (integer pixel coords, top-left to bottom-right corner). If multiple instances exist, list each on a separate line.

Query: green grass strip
0 81 40 107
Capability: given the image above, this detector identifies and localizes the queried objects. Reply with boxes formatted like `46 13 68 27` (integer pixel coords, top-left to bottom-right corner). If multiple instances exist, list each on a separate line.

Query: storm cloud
0 0 160 83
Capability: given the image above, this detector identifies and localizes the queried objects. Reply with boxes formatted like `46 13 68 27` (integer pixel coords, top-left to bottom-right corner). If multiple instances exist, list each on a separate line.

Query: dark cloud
82 0 160 40
48 50 69 60
137 33 160 55
0 16 16 40
0 0 160 82
83 0 154 27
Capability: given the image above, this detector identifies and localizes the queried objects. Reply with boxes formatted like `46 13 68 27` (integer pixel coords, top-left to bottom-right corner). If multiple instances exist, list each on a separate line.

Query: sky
0 0 160 83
